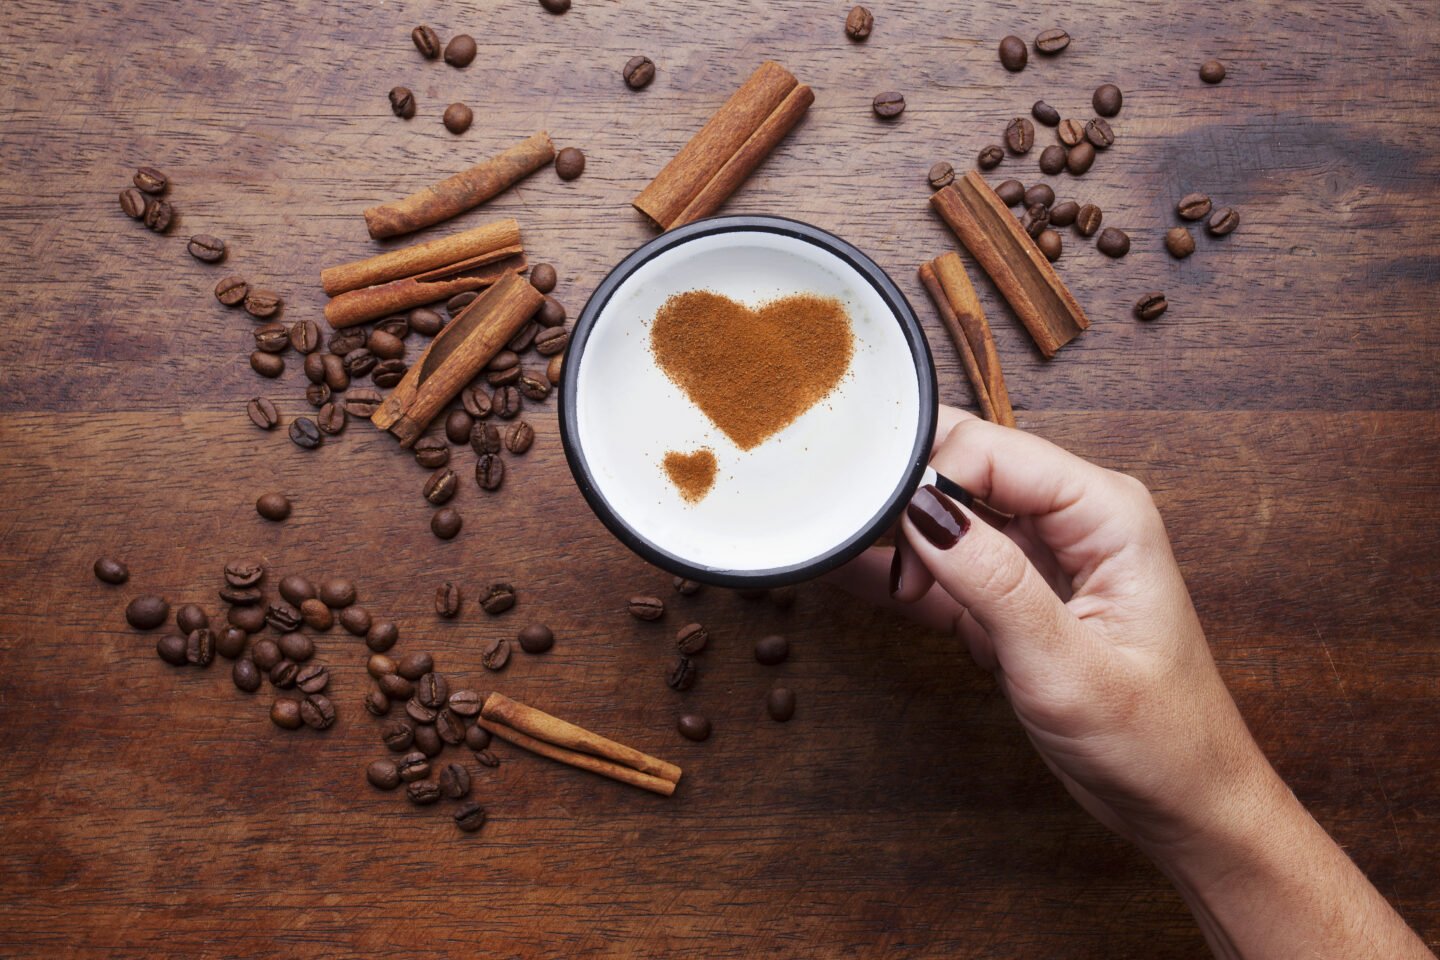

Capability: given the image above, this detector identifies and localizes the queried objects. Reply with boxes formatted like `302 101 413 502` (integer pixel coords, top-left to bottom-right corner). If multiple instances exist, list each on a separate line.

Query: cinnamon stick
322 253 526 330
918 261 996 424
481 692 681 784
926 253 1015 427
363 132 555 240
475 718 678 798
371 272 543 445
931 171 1089 358
633 61 812 230
322 219 522 296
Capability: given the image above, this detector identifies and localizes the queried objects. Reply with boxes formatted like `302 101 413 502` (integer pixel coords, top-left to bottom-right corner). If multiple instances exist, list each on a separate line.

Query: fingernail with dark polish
907 484 970 549
889 549 902 596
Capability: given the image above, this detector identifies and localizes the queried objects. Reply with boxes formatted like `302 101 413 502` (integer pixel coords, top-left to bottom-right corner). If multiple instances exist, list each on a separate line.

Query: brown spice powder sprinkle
662 449 717 503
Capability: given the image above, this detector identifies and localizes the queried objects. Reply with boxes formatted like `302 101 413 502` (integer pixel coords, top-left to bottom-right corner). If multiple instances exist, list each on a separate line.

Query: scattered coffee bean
518 624 554 654
397 751 430 781
408 781 441 805
1031 100 1060 126
301 695 336 730
1200 59 1226 84
339 606 372 637
120 187 147 219
444 34 476 67
845 5 874 40
475 454 506 491
377 316 409 339
439 762 472 799
300 598 333 631
368 329 405 361
288 321 320 354
443 102 473 134
423 469 459 505
462 386 493 419
1057 118 1085 147
175 604 208 634
431 507 462 540
628 596 664 621
1165 226 1196 258
250 352 284 379
1035 28 1070 54
215 275 249 306
449 690 483 716
303 353 326 385
157 634 187 665
417 672 449 709
1024 183 1055 208
142 198 174 232
977 145 1004 170
397 653 432 682
256 492 291 521
252 638 283 671
540 0 570 12
276 627 311 661
673 576 701 596
1036 229 1062 262
228 605 267 634
503 420 534 455
623 55 656 89
1038 144 1066 175
518 371 550 401
1066 141 1096 175
480 583 516 615
999 35 1027 71
1135 292 1169 321
411 24 440 58
1075 203 1103 236
1093 83 1123 117
1096 227 1131 258
243 289 282 319
271 660 298 688
126 595 169 630
454 802 487 832
134 166 168 194
666 656 697 691
677 714 712 742
1207 207 1240 236
223 561 263 589
344 348 376 379
409 308 445 338
414 727 442 756
447 291 478 317
473 748 500 768
344 388 383 419
187 235 226 263
254 323 289 354
510 320 542 352
1023 204 1050 238
525 265 559 298
927 161 955 189
316 402 346 435
1004 117 1035 154
389 86 416 119
185 629 215 667
329 328 367 355
492 385 522 419
276 575 313 607
296 664 329 694
546 353 564 386
872 91 906 119
366 621 398 652
755 634 789 665
1049 200 1079 227
382 721 414 752
1085 118 1115 149
995 179 1025 206
1176 192 1212 221
220 584 263 606
320 577 356 609
767 687 797 722
481 637 512 671
555 147 586 179
94 557 129 585
380 673 414 701
217 627 247 659
675 622 708 655
414 437 450 468
368 759 401 790
406 698 437 725
435 709 465 745
233 656 262 691
271 697 303 730
465 725 492 751
489 349 518 371
487 365 520 387
534 326 569 356
372 360 407 388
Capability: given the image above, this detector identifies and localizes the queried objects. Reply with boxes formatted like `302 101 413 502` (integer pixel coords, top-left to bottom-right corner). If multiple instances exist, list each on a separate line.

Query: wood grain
0 0 1438 955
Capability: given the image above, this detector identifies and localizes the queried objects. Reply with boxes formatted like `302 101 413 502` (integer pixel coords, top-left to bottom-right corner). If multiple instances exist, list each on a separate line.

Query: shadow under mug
558 215 941 588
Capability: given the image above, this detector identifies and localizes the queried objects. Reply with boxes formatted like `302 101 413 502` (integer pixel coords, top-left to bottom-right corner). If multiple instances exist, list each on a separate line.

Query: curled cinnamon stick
363 132 555 240
481 693 681 784
322 219 522 296
919 261 995 424
922 253 1015 427
475 718 678 798
322 253 526 330
634 61 812 230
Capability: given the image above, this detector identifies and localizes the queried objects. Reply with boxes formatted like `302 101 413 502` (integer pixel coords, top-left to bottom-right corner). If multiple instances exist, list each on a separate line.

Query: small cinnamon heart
650 290 853 449
663 448 717 503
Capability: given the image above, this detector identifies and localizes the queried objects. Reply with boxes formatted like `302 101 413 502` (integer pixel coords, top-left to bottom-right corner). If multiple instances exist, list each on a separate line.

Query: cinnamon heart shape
662 448 717 503
650 290 854 450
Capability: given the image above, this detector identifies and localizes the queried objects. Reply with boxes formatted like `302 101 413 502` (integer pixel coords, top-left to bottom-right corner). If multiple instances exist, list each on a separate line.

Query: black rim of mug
559 214 938 588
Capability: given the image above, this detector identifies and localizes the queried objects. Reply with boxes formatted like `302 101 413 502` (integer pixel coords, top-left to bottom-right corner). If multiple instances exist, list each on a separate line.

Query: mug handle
920 466 974 508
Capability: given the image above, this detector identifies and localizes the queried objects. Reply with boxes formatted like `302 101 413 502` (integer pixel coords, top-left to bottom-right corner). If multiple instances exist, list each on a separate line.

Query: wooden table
1 0 1436 954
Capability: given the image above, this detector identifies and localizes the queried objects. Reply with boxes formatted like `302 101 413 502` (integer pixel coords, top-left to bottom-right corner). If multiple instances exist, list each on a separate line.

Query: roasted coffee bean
142 198 174 232
378 316 409 340
454 802 487 832
534 325 569 356
540 0 570 11
1135 292 1169 321
409 307 445 337
1066 141 1096 175
1057 118 1085 147
1023 204 1050 238
319 577 355 608
250 352 284 378
366 621 398 653
465 724 492 751
481 637 512 671
488 349 518 371
175 604 209 635
449 689 484 716
271 698 303 729
927 161 955 189
1024 183 1055 208
518 371 550 402
339 606 372 637
435 709 465 745
1207 207 1240 236
254 323 289 353
999 35 1027 71
1036 229 1062 262
444 33 476 67
185 629 215 667
397 751 429 781
413 726 442 756
462 386 492 419
977 145 1004 170
1035 28 1070 54
301 694 336 730
411 24 440 58
275 627 311 660
473 748 500 767
368 329 404 361
677 714 711 742
1176 192 1212 221
492 385 521 419
94 557 130 585
872 91 906 119
486 365 520 387
440 762 472 798
555 147 586 180
233 656 262 691
475 455 505 491
1075 203 1103 236
1004 117 1034 154
296 663 329 694
382 721 414 752
528 264 558 296
244 289 282 319
372 359 407 388
388 86 416 119
1200 59 1226 84
396 653 432 682
440 411 473 448
623 55 656 89
251 638 283 671
367 692 390 723
289 417 322 449
277 575 314 606
1165 226 1196 258
424 469 458 505
1038 144 1066 175
1093 83 1123 117
1040 201 1076 229
480 583 516 615
215 275 249 306
675 622 708 655
435 582 462 618
666 656 697 691
447 291 478 317
217 626 248 659
187 235 226 263
431 507 462 540
126 595 169 630
343 388 383 419
414 436 450 468
628 596 664 621
300 598 333 631
442 102 473 134
517 624 554 654
367 759 400 790
755 634 789 665
379 673 413 701
1096 227 1131 257
329 328 367 356
220 584 263 606
1085 117 1115 149
157 634 187 665
406 697 438 725
270 659 299 688
417 672 449 709
1031 100 1060 126
507 321 540 352
316 402 346 435
995 179 1025 206
767 687 797 722
845 4 874 39
407 780 442 805
288 321 320 355
673 576 701 596
223 561 263 589
303 353 326 385
120 186 147 219
134 165 168 194
503 420 534 455
229 604 267 633
344 348 376 379
256 492 291 521
546 353 564 386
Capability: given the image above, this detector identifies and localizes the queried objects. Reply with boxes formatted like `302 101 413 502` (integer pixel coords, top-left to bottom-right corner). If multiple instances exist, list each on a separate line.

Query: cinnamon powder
649 290 854 451
662 449 717 503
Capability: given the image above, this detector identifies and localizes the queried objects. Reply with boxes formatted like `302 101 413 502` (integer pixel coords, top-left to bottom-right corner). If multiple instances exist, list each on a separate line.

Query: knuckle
975 543 1033 610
